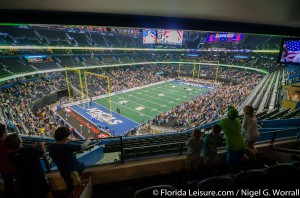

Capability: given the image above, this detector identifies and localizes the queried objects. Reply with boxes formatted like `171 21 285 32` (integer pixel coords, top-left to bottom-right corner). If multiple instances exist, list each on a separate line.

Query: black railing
23 125 300 173
120 136 124 163
269 127 300 155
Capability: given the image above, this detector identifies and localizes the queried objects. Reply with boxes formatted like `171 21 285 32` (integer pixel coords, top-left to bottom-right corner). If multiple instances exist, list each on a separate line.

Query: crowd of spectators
1 61 267 137
37 61 266 135
0 76 67 138
68 65 167 97
152 69 263 131
1 25 282 50
0 50 282 82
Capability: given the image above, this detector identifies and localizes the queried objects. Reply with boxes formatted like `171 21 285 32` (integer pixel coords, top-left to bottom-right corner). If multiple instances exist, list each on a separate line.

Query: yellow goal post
178 60 220 81
178 59 198 78
199 60 220 81
65 67 86 108
83 70 113 125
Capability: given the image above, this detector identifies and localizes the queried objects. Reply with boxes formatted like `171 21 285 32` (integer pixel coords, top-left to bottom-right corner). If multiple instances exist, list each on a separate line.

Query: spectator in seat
219 107 245 171
185 128 203 179
0 123 16 198
40 127 45 138
49 127 91 193
242 105 259 156
9 122 15 133
5 133 53 198
203 124 223 167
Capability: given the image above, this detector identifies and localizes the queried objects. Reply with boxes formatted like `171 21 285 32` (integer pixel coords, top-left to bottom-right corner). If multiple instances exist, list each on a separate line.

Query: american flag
286 40 300 60
143 29 156 44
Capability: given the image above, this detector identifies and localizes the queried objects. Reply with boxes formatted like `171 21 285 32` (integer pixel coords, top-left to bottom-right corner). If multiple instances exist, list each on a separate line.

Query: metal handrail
268 127 300 155
268 127 300 145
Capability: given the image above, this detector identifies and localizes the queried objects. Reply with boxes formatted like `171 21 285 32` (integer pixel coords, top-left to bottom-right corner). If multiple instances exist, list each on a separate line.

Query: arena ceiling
1 0 300 28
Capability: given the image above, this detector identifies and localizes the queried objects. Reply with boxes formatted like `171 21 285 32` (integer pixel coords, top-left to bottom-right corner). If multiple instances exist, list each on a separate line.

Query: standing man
89 97 92 107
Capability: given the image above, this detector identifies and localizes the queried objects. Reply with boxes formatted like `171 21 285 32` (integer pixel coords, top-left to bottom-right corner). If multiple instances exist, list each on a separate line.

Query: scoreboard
143 29 183 45
24 55 51 63
143 29 157 44
157 30 183 45
206 33 244 43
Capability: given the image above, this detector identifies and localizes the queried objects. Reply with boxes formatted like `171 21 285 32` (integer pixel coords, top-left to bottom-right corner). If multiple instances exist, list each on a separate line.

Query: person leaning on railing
49 126 91 193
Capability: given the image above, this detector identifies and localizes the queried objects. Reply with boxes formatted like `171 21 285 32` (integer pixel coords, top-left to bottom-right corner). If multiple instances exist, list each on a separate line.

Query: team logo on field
87 108 123 125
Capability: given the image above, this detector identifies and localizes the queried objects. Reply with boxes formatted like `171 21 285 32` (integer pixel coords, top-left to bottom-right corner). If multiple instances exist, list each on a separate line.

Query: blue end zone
70 101 140 136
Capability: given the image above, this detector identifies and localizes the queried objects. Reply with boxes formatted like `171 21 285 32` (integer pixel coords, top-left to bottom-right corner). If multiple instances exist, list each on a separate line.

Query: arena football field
94 81 209 124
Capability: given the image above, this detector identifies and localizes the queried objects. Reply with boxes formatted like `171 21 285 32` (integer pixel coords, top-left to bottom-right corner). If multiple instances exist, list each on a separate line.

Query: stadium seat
197 176 236 190
123 148 136 159
264 163 298 188
152 149 166 156
234 169 266 189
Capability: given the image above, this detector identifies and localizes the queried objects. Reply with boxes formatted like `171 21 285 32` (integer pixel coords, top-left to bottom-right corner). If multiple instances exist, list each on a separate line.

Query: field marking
95 81 209 123
135 82 208 107
136 89 187 104
120 82 208 113
131 91 174 108
91 101 140 124
120 92 169 109
159 83 203 95
135 106 145 111
156 84 207 98
123 91 174 108
100 98 154 119
104 94 164 113
118 100 128 104
142 84 199 99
